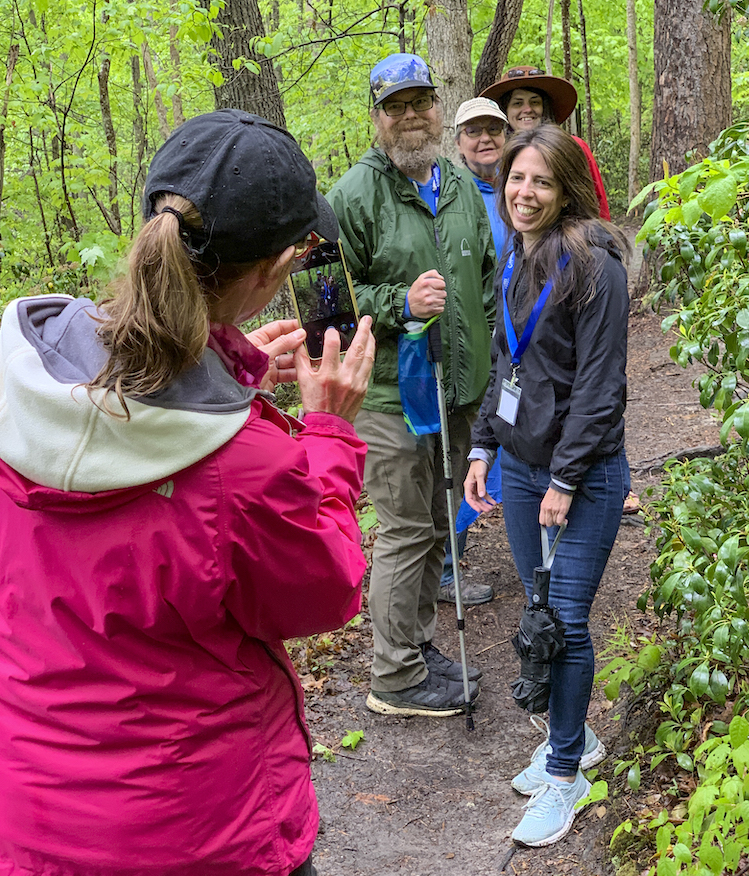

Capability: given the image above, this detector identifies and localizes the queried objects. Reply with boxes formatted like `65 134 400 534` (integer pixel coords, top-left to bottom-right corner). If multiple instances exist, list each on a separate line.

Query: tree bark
474 0 524 95
141 41 170 141
425 0 473 161
649 0 731 181
130 54 147 235
627 0 641 207
0 43 19 224
210 0 286 128
577 0 593 144
169 3 185 130
545 0 554 74
97 55 122 235
560 0 573 133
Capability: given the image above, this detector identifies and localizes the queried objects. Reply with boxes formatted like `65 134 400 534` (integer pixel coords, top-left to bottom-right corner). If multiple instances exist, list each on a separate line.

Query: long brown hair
497 124 629 310
88 194 263 411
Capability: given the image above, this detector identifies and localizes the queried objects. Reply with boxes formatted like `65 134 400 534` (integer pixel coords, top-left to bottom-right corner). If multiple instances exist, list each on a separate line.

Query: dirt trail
305 234 721 876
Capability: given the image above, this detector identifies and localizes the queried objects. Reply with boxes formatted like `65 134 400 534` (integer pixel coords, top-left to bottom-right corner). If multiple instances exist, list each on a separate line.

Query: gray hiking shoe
420 641 482 682
511 718 606 795
366 671 479 717
438 578 494 606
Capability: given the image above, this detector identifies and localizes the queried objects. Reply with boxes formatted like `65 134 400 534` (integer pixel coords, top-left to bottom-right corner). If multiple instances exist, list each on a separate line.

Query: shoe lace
522 780 566 816
528 714 550 762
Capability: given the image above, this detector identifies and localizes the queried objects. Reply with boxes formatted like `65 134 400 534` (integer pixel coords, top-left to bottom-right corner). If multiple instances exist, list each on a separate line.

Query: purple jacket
0 296 366 875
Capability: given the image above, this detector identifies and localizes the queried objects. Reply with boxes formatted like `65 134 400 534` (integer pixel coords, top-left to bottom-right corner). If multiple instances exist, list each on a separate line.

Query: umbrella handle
532 566 550 606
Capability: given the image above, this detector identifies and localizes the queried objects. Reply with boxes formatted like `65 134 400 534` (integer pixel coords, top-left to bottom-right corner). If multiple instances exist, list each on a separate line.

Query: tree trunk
425 0 474 162
0 43 19 224
560 0 573 133
169 4 185 130
474 0 524 95
210 0 286 128
649 0 731 181
627 0 641 207
577 0 593 145
545 0 554 74
142 41 170 141
130 54 147 235
97 55 122 235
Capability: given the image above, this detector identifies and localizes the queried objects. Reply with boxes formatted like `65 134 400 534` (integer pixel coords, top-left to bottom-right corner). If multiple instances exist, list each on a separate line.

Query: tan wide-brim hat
480 66 578 125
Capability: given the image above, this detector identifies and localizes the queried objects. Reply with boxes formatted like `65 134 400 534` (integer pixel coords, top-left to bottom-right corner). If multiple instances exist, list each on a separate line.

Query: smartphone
288 239 360 360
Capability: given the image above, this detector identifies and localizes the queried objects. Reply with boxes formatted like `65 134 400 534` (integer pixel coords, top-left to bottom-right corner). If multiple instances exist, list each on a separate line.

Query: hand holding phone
289 239 360 360
295 316 375 424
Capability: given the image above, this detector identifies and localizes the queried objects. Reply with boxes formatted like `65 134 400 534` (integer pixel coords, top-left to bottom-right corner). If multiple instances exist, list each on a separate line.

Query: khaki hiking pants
354 408 473 691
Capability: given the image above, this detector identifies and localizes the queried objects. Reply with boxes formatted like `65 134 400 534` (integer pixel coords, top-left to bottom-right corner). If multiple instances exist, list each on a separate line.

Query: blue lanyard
502 251 571 366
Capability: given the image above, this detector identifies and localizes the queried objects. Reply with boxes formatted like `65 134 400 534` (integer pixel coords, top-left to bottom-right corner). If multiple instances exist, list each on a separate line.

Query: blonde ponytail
89 195 211 406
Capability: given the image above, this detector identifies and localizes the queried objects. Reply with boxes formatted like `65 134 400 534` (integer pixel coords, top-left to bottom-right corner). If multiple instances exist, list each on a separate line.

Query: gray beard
386 140 441 179
374 110 443 180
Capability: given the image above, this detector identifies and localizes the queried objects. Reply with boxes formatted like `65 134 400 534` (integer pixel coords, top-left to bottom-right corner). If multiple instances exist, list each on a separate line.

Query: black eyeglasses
380 94 435 117
461 123 505 139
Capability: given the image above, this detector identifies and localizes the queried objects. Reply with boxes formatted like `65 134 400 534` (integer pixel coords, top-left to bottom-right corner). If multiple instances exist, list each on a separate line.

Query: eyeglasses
461 123 505 139
293 232 320 259
380 94 435 117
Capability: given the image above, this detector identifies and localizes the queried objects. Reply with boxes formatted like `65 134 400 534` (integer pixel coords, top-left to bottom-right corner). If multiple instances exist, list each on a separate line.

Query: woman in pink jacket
0 110 374 876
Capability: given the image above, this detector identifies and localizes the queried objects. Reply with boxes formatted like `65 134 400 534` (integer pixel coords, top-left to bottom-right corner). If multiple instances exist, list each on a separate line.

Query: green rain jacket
326 148 496 414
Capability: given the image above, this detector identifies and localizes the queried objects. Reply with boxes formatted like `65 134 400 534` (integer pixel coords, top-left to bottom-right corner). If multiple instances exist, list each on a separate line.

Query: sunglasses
507 67 544 79
461 123 505 139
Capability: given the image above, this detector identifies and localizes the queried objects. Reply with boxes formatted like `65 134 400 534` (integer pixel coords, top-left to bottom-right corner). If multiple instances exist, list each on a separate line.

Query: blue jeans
501 449 630 777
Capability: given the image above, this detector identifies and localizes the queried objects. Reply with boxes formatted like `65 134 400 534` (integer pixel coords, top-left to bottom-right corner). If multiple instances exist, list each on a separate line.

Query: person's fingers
318 325 343 372
259 319 301 343
262 328 306 361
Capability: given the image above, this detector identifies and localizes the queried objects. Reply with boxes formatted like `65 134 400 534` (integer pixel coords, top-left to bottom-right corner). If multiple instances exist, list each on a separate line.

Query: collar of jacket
359 148 461 211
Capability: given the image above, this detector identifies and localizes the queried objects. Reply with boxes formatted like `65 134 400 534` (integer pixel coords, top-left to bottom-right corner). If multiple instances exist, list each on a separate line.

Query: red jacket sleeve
573 136 610 221
221 406 367 641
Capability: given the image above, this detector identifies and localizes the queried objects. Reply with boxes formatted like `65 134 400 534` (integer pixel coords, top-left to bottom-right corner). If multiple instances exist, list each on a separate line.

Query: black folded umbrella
510 526 567 713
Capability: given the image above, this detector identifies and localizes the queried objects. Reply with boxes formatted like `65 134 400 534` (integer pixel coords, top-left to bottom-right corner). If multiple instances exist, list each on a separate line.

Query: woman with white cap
481 66 610 220
0 109 374 876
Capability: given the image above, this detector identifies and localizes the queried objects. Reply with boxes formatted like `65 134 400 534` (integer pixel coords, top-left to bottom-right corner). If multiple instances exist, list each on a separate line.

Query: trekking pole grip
427 320 443 364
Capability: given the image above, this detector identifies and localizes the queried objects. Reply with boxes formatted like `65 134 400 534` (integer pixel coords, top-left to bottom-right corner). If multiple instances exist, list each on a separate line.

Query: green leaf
709 668 729 704
629 182 659 214
697 171 738 220
733 402 749 439
627 762 641 791
676 752 694 771
341 729 364 750
637 644 663 671
679 164 704 200
698 843 724 875
682 198 704 227
718 533 741 570
689 662 711 697
729 714 749 748
636 207 668 243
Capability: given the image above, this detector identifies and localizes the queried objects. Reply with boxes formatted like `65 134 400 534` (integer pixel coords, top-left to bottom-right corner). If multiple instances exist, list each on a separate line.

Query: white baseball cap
454 97 508 130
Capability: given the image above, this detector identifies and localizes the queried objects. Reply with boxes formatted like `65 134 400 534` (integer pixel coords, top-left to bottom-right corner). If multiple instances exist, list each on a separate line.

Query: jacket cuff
301 412 358 437
550 476 577 496
468 447 496 468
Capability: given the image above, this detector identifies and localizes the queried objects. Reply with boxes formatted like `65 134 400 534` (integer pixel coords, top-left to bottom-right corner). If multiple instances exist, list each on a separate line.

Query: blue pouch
397 319 441 435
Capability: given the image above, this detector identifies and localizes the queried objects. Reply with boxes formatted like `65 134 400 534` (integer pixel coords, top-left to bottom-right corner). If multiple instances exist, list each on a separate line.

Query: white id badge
497 378 521 425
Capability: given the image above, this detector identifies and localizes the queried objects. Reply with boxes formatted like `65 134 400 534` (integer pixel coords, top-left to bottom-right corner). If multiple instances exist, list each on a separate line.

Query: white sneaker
511 770 591 847
511 718 605 795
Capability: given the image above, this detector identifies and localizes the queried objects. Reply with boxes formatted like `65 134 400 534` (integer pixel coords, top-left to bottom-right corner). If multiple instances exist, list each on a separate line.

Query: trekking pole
428 321 474 731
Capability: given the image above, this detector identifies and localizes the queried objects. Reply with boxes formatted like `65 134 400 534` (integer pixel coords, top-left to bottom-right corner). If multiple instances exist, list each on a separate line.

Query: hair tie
159 206 190 242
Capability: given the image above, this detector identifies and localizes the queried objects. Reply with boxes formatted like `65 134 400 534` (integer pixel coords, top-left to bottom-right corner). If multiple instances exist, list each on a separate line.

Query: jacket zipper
260 641 313 757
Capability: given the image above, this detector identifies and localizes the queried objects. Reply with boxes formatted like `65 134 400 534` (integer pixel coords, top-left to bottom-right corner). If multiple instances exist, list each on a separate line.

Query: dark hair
496 124 629 310
499 88 555 131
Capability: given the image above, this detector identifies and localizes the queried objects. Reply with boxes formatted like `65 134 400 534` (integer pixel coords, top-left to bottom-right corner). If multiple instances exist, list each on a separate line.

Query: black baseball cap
143 109 338 263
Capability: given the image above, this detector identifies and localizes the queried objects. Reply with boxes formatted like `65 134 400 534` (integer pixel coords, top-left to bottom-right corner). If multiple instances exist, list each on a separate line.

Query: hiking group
0 49 630 876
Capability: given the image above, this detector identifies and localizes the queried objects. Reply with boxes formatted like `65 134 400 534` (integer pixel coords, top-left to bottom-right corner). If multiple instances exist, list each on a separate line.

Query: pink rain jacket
0 296 366 876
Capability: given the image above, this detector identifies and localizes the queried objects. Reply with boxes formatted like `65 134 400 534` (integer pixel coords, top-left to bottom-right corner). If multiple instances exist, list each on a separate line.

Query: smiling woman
464 124 630 849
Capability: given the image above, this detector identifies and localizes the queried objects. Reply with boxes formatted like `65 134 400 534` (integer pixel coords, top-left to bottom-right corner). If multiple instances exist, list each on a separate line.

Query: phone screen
289 239 360 359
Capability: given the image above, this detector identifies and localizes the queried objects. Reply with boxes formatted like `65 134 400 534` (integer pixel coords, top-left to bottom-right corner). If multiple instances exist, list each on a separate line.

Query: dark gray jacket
471 231 628 486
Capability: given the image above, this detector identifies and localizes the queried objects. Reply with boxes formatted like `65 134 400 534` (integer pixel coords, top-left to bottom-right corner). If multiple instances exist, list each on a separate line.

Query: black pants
289 857 318 876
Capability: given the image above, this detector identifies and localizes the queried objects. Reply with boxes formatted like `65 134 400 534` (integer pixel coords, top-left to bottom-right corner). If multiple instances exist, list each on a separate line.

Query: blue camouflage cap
370 53 435 107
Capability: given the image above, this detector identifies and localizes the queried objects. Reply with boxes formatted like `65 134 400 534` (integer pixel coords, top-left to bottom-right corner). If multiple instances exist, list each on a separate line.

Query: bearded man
327 54 495 718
